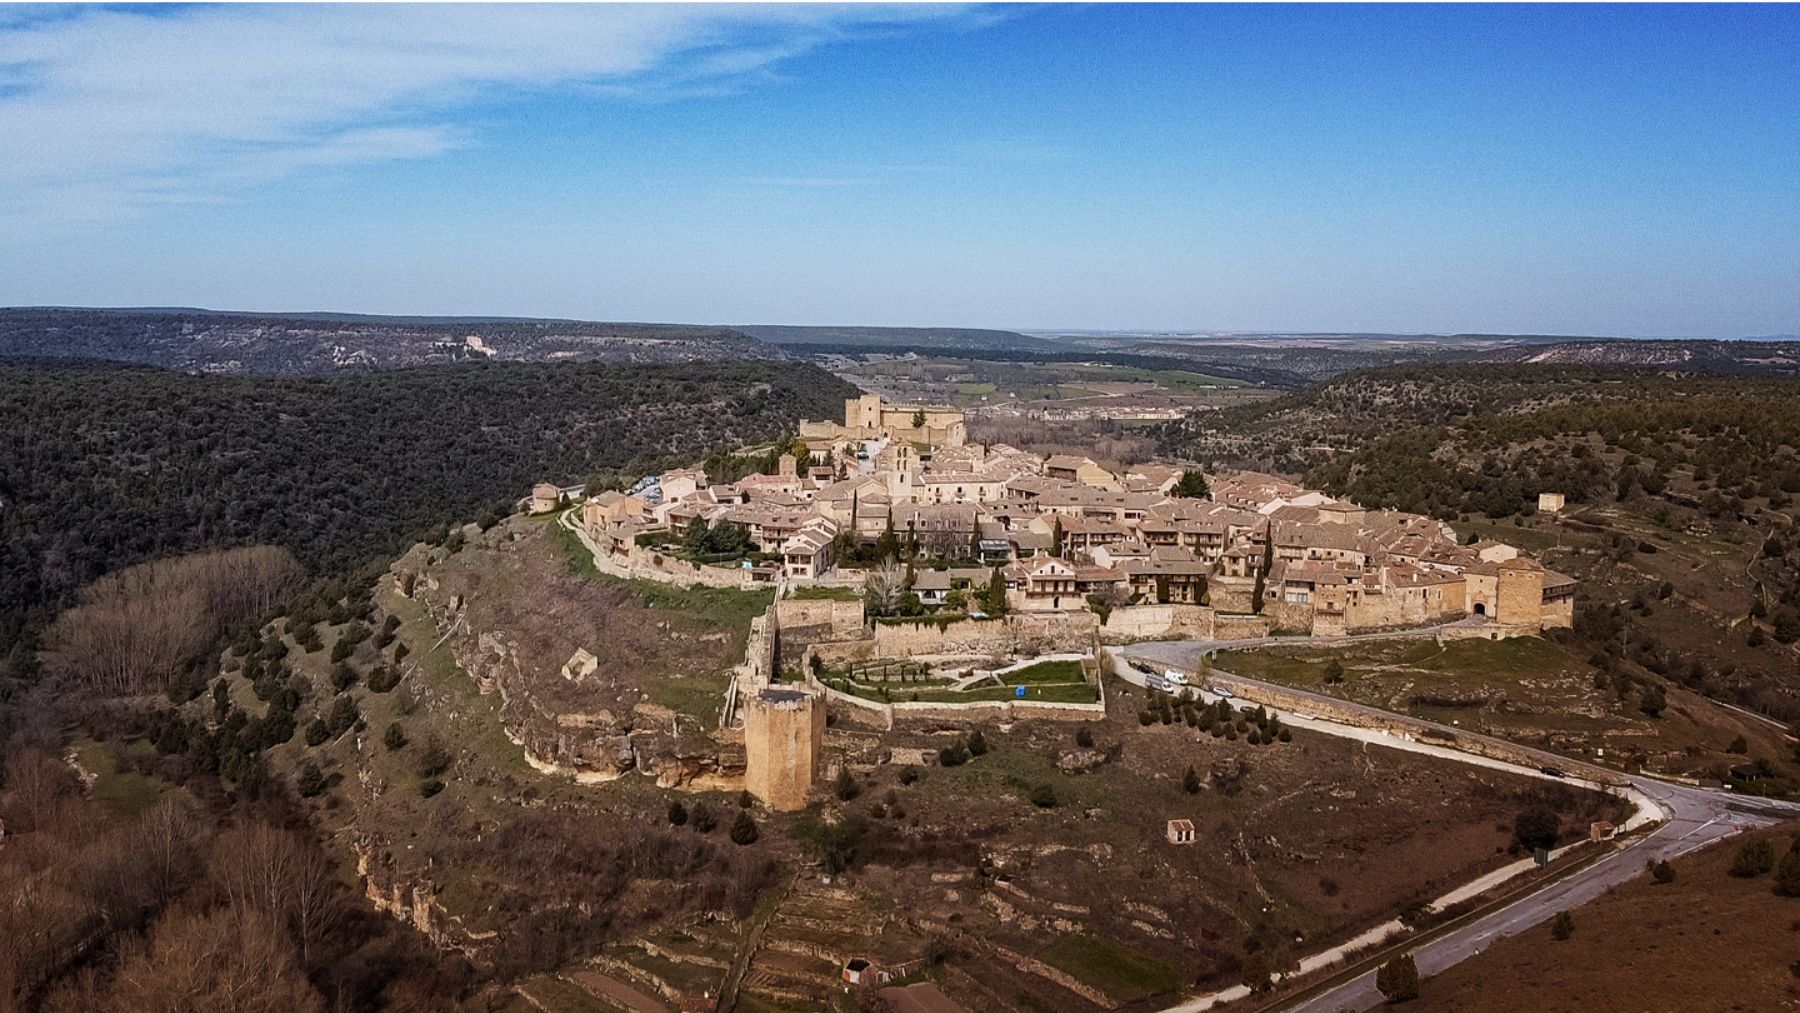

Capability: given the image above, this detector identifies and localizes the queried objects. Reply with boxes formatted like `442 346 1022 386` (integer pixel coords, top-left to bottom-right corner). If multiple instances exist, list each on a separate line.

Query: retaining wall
1207 669 1629 788
805 672 1105 730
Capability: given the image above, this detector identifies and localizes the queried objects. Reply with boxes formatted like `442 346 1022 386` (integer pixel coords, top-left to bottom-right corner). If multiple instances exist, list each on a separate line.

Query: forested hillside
0 307 779 374
0 358 857 662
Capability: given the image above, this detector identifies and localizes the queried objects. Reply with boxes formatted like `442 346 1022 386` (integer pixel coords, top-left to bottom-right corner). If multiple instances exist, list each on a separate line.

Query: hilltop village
555 394 1574 638
530 395 1577 816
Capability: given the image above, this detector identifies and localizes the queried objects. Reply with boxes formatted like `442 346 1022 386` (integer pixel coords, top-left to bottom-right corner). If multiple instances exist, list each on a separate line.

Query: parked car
1539 766 1565 778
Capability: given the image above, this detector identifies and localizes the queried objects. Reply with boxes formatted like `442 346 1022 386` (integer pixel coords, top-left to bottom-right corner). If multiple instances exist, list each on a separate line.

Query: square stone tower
743 687 825 811
1495 556 1545 629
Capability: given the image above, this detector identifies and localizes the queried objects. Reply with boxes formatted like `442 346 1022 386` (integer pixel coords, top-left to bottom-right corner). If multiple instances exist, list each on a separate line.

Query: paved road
1111 641 1800 1013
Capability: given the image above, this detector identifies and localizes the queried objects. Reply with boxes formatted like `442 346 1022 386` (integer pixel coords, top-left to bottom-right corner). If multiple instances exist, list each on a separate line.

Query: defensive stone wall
1213 613 1277 640
1099 604 1216 643
772 598 866 664
1208 576 1258 614
870 611 1098 658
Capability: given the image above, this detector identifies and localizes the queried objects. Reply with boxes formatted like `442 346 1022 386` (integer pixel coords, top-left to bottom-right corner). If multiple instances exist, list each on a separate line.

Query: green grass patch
1002 659 1085 683
838 681 1097 705
71 736 174 820
956 381 997 395
1039 933 1181 1002
548 517 773 633
787 585 862 602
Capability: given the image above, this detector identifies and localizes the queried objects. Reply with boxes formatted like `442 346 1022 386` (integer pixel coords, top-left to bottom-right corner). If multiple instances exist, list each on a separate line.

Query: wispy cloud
0 4 992 226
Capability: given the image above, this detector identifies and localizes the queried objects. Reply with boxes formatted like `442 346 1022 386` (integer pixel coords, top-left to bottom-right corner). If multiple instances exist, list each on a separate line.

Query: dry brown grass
1421 821 1800 1011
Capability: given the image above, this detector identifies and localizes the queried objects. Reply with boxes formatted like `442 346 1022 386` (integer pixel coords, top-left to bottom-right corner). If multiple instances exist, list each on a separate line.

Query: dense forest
1155 364 1800 476
0 357 857 669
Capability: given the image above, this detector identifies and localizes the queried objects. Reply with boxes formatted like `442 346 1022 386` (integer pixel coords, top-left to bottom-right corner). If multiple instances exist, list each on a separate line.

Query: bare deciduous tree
206 822 342 963
40 546 304 696
863 559 907 616
100 903 325 1013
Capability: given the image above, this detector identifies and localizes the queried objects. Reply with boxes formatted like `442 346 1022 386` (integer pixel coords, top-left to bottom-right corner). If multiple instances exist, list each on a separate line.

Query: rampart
1099 604 1215 643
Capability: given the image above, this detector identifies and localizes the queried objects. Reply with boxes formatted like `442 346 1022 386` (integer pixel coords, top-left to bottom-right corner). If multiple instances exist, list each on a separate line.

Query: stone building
800 394 967 449
743 687 825 811
529 482 560 514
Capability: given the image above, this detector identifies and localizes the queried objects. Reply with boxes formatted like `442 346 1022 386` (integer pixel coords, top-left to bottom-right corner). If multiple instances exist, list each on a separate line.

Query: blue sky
0 3 1795 336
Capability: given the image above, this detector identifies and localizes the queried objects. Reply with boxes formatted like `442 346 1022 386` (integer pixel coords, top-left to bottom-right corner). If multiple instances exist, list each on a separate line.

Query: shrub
416 738 453 779
899 767 919 786
834 766 861 801
739 789 755 809
667 801 688 827
296 762 326 798
1076 725 1094 748
383 722 407 750
1551 910 1574 941
1183 766 1202 794
1323 659 1345 684
331 663 358 693
939 740 970 767
966 729 989 757
1728 735 1749 754
367 666 401 693
1029 783 1057 808
1375 951 1420 1002
418 779 445 798
1138 711 1154 726
1732 838 1777 878
1651 859 1675 883
1777 852 1800 897
1240 953 1271 994
303 718 329 747
730 811 759 846
692 805 717 833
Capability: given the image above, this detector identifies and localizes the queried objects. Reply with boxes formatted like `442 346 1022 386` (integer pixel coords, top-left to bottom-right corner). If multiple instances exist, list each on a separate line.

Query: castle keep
742 687 825 811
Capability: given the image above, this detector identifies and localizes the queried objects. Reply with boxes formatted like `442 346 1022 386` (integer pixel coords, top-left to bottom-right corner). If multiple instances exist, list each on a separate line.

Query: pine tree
1375 951 1420 1002
1775 851 1800 897
985 565 1008 616
730 810 759 845
966 729 989 756
1182 765 1202 794
667 801 688 826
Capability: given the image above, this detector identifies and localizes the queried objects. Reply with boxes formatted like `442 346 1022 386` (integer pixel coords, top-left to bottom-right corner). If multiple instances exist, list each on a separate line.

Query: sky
0 3 1796 337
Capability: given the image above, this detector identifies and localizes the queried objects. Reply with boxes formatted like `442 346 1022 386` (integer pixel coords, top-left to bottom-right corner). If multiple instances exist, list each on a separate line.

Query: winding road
1111 639 1800 1013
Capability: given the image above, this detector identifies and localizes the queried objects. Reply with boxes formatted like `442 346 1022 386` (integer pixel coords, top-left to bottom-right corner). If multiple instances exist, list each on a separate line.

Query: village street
1113 641 1800 1013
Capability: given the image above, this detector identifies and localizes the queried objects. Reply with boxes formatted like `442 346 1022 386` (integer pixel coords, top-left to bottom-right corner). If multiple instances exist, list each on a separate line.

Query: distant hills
3 307 1796 382
1468 338 1800 375
0 307 778 375
738 324 1058 351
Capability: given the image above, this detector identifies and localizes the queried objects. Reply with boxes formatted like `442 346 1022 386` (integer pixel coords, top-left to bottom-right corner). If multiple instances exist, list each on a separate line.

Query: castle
798 394 967 453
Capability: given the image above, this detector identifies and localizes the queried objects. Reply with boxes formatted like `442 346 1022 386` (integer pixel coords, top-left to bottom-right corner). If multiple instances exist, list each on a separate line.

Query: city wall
1099 604 1215 643
867 611 1098 659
